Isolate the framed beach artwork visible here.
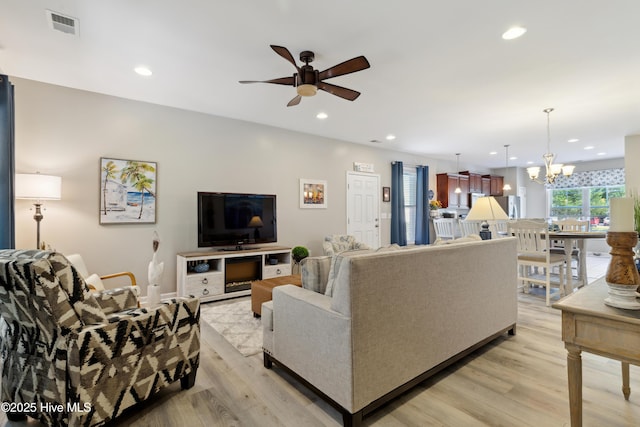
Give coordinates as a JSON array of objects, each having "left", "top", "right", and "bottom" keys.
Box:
[
  {"left": 300, "top": 178, "right": 327, "bottom": 209},
  {"left": 99, "top": 157, "right": 157, "bottom": 224}
]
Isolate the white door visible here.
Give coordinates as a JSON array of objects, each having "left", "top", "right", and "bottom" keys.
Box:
[{"left": 346, "top": 172, "right": 380, "bottom": 249}]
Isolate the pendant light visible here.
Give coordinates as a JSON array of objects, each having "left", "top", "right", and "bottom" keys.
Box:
[
  {"left": 502, "top": 145, "right": 512, "bottom": 191},
  {"left": 454, "top": 153, "right": 461, "bottom": 194}
]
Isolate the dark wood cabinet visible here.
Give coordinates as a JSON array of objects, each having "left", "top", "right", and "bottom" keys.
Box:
[
  {"left": 482, "top": 175, "right": 504, "bottom": 197},
  {"left": 481, "top": 177, "right": 491, "bottom": 195},
  {"left": 436, "top": 173, "right": 469, "bottom": 208},
  {"left": 460, "top": 171, "right": 483, "bottom": 193}
]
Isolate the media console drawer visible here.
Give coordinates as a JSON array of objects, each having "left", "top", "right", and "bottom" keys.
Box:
[
  {"left": 184, "top": 273, "right": 224, "bottom": 298},
  {"left": 263, "top": 264, "right": 292, "bottom": 278}
]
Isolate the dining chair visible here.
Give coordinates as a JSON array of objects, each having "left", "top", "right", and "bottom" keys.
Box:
[
  {"left": 551, "top": 219, "right": 590, "bottom": 281},
  {"left": 488, "top": 219, "right": 509, "bottom": 238},
  {"left": 433, "top": 218, "right": 457, "bottom": 240},
  {"left": 459, "top": 220, "right": 482, "bottom": 237},
  {"left": 508, "top": 220, "right": 567, "bottom": 306}
]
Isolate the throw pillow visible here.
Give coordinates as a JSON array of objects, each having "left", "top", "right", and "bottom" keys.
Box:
[
  {"left": 85, "top": 273, "right": 105, "bottom": 291},
  {"left": 301, "top": 256, "right": 332, "bottom": 294}
]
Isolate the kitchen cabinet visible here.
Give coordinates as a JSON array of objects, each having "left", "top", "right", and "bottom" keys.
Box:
[
  {"left": 482, "top": 175, "right": 504, "bottom": 196},
  {"left": 436, "top": 173, "right": 469, "bottom": 208},
  {"left": 460, "top": 171, "right": 483, "bottom": 193}
]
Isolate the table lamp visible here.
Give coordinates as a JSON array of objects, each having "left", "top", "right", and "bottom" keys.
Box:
[
  {"left": 465, "top": 196, "right": 508, "bottom": 240},
  {"left": 248, "top": 215, "right": 263, "bottom": 240},
  {"left": 15, "top": 173, "right": 62, "bottom": 249}
]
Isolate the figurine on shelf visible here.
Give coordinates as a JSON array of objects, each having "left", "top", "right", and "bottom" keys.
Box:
[{"left": 147, "top": 231, "right": 164, "bottom": 304}]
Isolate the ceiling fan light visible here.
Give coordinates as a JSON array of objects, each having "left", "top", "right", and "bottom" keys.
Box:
[
  {"left": 527, "top": 166, "right": 540, "bottom": 180},
  {"left": 562, "top": 165, "right": 575, "bottom": 176},
  {"left": 297, "top": 84, "right": 317, "bottom": 97}
]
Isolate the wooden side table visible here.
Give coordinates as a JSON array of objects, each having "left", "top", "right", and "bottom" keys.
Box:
[{"left": 553, "top": 277, "right": 640, "bottom": 426}]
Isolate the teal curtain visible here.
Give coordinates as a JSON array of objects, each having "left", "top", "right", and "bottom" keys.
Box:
[
  {"left": 391, "top": 161, "right": 407, "bottom": 246},
  {"left": 0, "top": 75, "right": 15, "bottom": 249},
  {"left": 415, "top": 165, "right": 429, "bottom": 244}
]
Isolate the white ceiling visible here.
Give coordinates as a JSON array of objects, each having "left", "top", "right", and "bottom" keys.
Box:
[{"left": 1, "top": 0, "right": 638, "bottom": 169}]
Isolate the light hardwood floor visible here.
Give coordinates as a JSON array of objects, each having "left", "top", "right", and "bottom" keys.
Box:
[{"left": 4, "top": 254, "right": 640, "bottom": 427}]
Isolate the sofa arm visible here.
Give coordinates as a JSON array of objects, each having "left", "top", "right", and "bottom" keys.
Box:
[
  {"left": 93, "top": 286, "right": 139, "bottom": 314},
  {"left": 271, "top": 285, "right": 354, "bottom": 411}
]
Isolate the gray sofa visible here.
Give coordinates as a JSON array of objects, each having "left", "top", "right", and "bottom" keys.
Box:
[{"left": 262, "top": 237, "right": 518, "bottom": 426}]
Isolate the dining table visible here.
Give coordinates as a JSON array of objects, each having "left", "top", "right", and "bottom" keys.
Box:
[{"left": 546, "top": 230, "right": 607, "bottom": 294}]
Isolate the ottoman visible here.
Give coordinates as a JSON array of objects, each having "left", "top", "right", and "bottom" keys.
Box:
[{"left": 251, "top": 274, "right": 302, "bottom": 317}]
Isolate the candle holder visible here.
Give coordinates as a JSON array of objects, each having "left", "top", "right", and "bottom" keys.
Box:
[{"left": 604, "top": 231, "right": 640, "bottom": 309}]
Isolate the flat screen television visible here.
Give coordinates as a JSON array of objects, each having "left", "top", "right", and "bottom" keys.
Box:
[{"left": 197, "top": 192, "right": 277, "bottom": 248}]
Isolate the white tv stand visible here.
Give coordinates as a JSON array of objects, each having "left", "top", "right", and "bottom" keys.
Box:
[{"left": 176, "top": 246, "right": 292, "bottom": 303}]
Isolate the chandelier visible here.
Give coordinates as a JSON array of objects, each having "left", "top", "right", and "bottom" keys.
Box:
[{"left": 526, "top": 108, "right": 575, "bottom": 185}]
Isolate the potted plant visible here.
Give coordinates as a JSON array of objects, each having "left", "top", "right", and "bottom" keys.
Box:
[
  {"left": 291, "top": 246, "right": 309, "bottom": 274},
  {"left": 429, "top": 200, "right": 442, "bottom": 218}
]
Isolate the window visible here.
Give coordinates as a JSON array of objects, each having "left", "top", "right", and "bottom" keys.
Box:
[
  {"left": 549, "top": 185, "right": 625, "bottom": 231},
  {"left": 403, "top": 168, "right": 417, "bottom": 244}
]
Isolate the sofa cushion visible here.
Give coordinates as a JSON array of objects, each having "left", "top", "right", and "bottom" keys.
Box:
[
  {"left": 433, "top": 234, "right": 482, "bottom": 245},
  {"left": 301, "top": 256, "right": 332, "bottom": 294},
  {"left": 376, "top": 244, "right": 403, "bottom": 252}
]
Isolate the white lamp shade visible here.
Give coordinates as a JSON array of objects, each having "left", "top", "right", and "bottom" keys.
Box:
[
  {"left": 466, "top": 196, "right": 509, "bottom": 221},
  {"left": 15, "top": 174, "right": 62, "bottom": 200}
]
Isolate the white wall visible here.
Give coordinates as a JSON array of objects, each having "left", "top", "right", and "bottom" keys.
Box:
[
  {"left": 14, "top": 77, "right": 485, "bottom": 294},
  {"left": 625, "top": 135, "right": 640, "bottom": 193}
]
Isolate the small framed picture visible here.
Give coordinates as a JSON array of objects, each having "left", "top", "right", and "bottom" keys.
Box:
[
  {"left": 300, "top": 179, "right": 327, "bottom": 209},
  {"left": 382, "top": 187, "right": 390, "bottom": 202}
]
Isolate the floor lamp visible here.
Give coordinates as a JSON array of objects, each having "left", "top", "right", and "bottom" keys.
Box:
[{"left": 15, "top": 173, "right": 62, "bottom": 249}]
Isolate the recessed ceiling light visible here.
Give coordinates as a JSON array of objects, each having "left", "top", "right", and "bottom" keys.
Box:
[
  {"left": 316, "top": 112, "right": 328, "bottom": 120},
  {"left": 597, "top": 152, "right": 606, "bottom": 156},
  {"left": 502, "top": 26, "right": 527, "bottom": 40},
  {"left": 584, "top": 146, "right": 595, "bottom": 150},
  {"left": 568, "top": 138, "right": 579, "bottom": 143},
  {"left": 526, "top": 161, "right": 534, "bottom": 165},
  {"left": 134, "top": 66, "right": 152, "bottom": 76},
  {"left": 489, "top": 151, "right": 498, "bottom": 155},
  {"left": 386, "top": 134, "right": 396, "bottom": 141},
  {"left": 509, "top": 156, "right": 518, "bottom": 161}
]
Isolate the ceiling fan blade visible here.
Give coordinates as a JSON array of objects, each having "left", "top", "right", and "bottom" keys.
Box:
[
  {"left": 318, "top": 56, "right": 370, "bottom": 81},
  {"left": 317, "top": 81, "right": 361, "bottom": 101},
  {"left": 239, "top": 76, "right": 295, "bottom": 85},
  {"left": 287, "top": 95, "right": 301, "bottom": 107},
  {"left": 270, "top": 45, "right": 301, "bottom": 72}
]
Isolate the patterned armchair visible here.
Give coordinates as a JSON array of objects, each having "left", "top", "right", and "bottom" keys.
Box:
[
  {"left": 322, "top": 235, "right": 370, "bottom": 256},
  {"left": 0, "top": 250, "right": 200, "bottom": 426}
]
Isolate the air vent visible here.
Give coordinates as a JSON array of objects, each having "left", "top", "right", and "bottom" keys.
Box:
[{"left": 46, "top": 10, "right": 79, "bottom": 36}]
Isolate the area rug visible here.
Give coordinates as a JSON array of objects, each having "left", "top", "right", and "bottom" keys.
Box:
[{"left": 200, "top": 299, "right": 262, "bottom": 356}]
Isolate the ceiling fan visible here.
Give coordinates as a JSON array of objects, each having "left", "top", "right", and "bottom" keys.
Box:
[{"left": 239, "top": 45, "right": 370, "bottom": 107}]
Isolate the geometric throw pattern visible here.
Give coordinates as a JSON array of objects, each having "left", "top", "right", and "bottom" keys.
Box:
[{"left": 0, "top": 250, "right": 200, "bottom": 426}]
